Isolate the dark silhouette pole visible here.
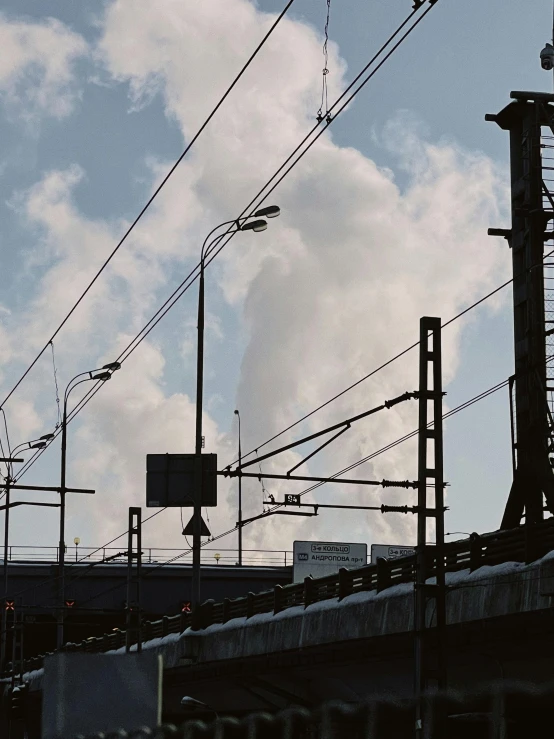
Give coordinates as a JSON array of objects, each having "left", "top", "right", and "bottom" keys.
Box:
[
  {"left": 234, "top": 410, "right": 242, "bottom": 566},
  {"left": 0, "top": 437, "right": 51, "bottom": 672},
  {"left": 57, "top": 362, "right": 120, "bottom": 650},
  {"left": 193, "top": 207, "right": 278, "bottom": 605}
]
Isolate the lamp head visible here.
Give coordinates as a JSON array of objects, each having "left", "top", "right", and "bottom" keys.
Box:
[
  {"left": 240, "top": 219, "right": 267, "bottom": 233},
  {"left": 92, "top": 372, "right": 112, "bottom": 382},
  {"left": 102, "top": 361, "right": 121, "bottom": 371},
  {"left": 30, "top": 442, "right": 47, "bottom": 450},
  {"left": 234, "top": 409, "right": 239, "bottom": 416},
  {"left": 39, "top": 433, "right": 55, "bottom": 441},
  {"left": 180, "top": 696, "right": 209, "bottom": 711},
  {"left": 254, "top": 205, "right": 280, "bottom": 219}
]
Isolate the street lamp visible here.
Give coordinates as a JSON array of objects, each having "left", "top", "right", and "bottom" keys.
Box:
[
  {"left": 193, "top": 209, "right": 280, "bottom": 607},
  {"left": 234, "top": 410, "right": 242, "bottom": 566},
  {"left": 181, "top": 695, "right": 219, "bottom": 719},
  {"left": 57, "top": 361, "right": 121, "bottom": 649},
  {"left": 0, "top": 432, "right": 54, "bottom": 671},
  {"left": 254, "top": 205, "right": 280, "bottom": 219},
  {"left": 3, "top": 435, "right": 55, "bottom": 580}
]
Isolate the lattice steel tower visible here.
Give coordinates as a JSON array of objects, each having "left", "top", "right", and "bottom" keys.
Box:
[{"left": 487, "top": 91, "right": 554, "bottom": 529}]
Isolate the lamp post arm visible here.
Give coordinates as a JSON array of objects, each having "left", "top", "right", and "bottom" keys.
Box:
[
  {"left": 0, "top": 501, "right": 60, "bottom": 511},
  {"left": 8, "top": 442, "right": 31, "bottom": 480},
  {"left": 203, "top": 230, "right": 239, "bottom": 265},
  {"left": 64, "top": 370, "right": 106, "bottom": 405},
  {"left": 200, "top": 219, "right": 244, "bottom": 262},
  {"left": 9, "top": 442, "right": 31, "bottom": 458}
]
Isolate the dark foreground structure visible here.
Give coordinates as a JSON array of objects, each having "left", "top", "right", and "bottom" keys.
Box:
[{"left": 63, "top": 681, "right": 554, "bottom": 739}]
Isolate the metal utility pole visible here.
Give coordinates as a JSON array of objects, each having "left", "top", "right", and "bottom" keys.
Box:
[
  {"left": 126, "top": 507, "right": 142, "bottom": 653},
  {"left": 414, "top": 317, "right": 446, "bottom": 736},
  {"left": 487, "top": 91, "right": 554, "bottom": 529},
  {"left": 193, "top": 211, "right": 274, "bottom": 603},
  {"left": 1, "top": 453, "right": 26, "bottom": 675},
  {"left": 193, "top": 256, "right": 205, "bottom": 609},
  {"left": 1, "top": 471, "right": 11, "bottom": 678},
  {"left": 234, "top": 410, "right": 242, "bottom": 566},
  {"left": 57, "top": 362, "right": 119, "bottom": 649}
]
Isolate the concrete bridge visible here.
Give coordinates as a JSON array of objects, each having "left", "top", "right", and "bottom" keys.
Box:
[
  {"left": 2, "top": 560, "right": 291, "bottom": 656},
  {"left": 17, "top": 526, "right": 554, "bottom": 726}
]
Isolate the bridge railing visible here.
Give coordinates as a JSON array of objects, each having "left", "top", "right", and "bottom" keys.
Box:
[
  {"left": 1, "top": 545, "right": 294, "bottom": 567},
  {"left": 12, "top": 518, "right": 554, "bottom": 676}
]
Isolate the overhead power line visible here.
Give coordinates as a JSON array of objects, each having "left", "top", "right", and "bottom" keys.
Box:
[
  {"left": 0, "top": 0, "right": 298, "bottom": 413},
  {"left": 71, "top": 357, "right": 525, "bottom": 607},
  {"left": 145, "top": 370, "right": 522, "bottom": 571},
  {"left": 230, "top": 277, "right": 514, "bottom": 468},
  {"left": 12, "top": 1, "right": 439, "bottom": 484},
  {"left": 9, "top": 2, "right": 444, "bottom": 607}
]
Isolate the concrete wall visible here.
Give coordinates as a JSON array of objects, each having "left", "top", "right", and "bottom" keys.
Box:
[{"left": 102, "top": 556, "right": 554, "bottom": 670}]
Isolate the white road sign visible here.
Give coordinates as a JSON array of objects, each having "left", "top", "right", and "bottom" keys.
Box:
[
  {"left": 293, "top": 540, "right": 367, "bottom": 583},
  {"left": 370, "top": 544, "right": 416, "bottom": 562}
]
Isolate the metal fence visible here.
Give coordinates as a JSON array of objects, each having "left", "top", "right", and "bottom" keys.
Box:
[
  {"left": 13, "top": 517, "right": 554, "bottom": 676},
  {"left": 73, "top": 682, "right": 554, "bottom": 738},
  {"left": 2, "top": 545, "right": 294, "bottom": 567}
]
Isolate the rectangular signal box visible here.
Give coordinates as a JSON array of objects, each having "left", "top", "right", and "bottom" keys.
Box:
[{"left": 146, "top": 453, "right": 217, "bottom": 507}]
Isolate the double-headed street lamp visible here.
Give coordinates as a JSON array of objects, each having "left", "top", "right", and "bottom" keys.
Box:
[
  {"left": 57, "top": 361, "right": 120, "bottom": 649},
  {"left": 192, "top": 206, "right": 280, "bottom": 606}
]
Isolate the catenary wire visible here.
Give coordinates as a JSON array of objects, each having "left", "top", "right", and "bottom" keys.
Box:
[
  {"left": 13, "top": 1, "right": 515, "bottom": 607},
  {"left": 4, "top": 508, "right": 168, "bottom": 605},
  {"left": 136, "top": 370, "right": 533, "bottom": 573},
  {"left": 65, "top": 361, "right": 549, "bottom": 609},
  {"left": 229, "top": 277, "right": 514, "bottom": 469},
  {"left": 6, "top": 351, "right": 526, "bottom": 604},
  {"left": 0, "top": 0, "right": 532, "bottom": 618},
  {"left": 93, "top": 2, "right": 430, "bottom": 368},
  {"left": 49, "top": 341, "right": 62, "bottom": 429}
]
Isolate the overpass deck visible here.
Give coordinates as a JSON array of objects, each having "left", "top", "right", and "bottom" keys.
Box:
[{"left": 18, "top": 551, "right": 554, "bottom": 717}]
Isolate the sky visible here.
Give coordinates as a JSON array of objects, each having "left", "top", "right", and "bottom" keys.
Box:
[{"left": 0, "top": 0, "right": 552, "bottom": 566}]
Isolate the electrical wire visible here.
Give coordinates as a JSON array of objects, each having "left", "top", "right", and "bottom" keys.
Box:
[
  {"left": 4, "top": 509, "right": 168, "bottom": 605},
  {"left": 6, "top": 357, "right": 531, "bottom": 608},
  {"left": 316, "top": 0, "right": 332, "bottom": 123},
  {"left": 2, "top": 0, "right": 548, "bottom": 636},
  {"left": 11, "top": 2, "right": 439, "bottom": 485},
  {"left": 0, "top": 408, "right": 12, "bottom": 481},
  {"left": 1, "top": 408, "right": 11, "bottom": 459},
  {"left": 66, "top": 365, "right": 541, "bottom": 613},
  {"left": 230, "top": 277, "right": 514, "bottom": 469},
  {"left": 0, "top": 0, "right": 299, "bottom": 414},
  {"left": 49, "top": 341, "right": 61, "bottom": 429},
  {"left": 86, "top": 2, "right": 432, "bottom": 370},
  {"left": 138, "top": 369, "right": 535, "bottom": 571}
]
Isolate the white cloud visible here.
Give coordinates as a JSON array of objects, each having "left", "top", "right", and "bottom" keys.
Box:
[
  {"left": 0, "top": 0, "right": 509, "bottom": 559},
  {"left": 0, "top": 14, "right": 88, "bottom": 120}
]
